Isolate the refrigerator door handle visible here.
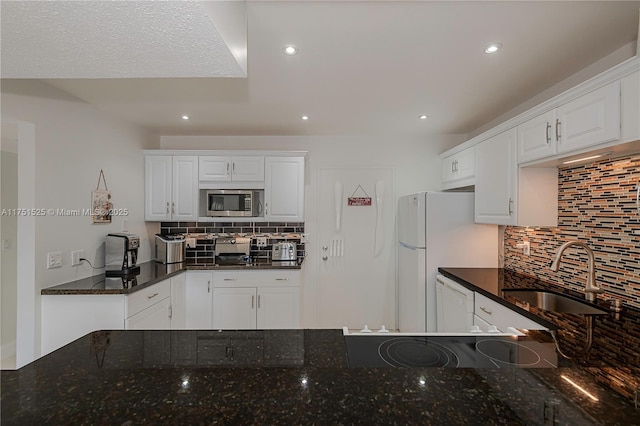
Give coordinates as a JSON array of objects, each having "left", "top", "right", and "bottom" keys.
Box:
[{"left": 399, "top": 241, "right": 424, "bottom": 250}]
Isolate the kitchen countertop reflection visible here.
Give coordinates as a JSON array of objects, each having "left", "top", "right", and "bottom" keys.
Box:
[{"left": 2, "top": 329, "right": 640, "bottom": 425}]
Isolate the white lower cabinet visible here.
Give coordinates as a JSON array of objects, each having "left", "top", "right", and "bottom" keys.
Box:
[
  {"left": 213, "top": 287, "right": 257, "bottom": 330},
  {"left": 181, "top": 271, "right": 214, "bottom": 329},
  {"left": 474, "top": 292, "right": 547, "bottom": 331},
  {"left": 212, "top": 270, "right": 301, "bottom": 330},
  {"left": 126, "top": 298, "right": 171, "bottom": 329},
  {"left": 125, "top": 278, "right": 172, "bottom": 330},
  {"left": 473, "top": 314, "right": 493, "bottom": 332}
]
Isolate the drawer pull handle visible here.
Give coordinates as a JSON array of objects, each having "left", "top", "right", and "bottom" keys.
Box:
[
  {"left": 480, "top": 306, "right": 492, "bottom": 315},
  {"left": 275, "top": 278, "right": 289, "bottom": 281},
  {"left": 224, "top": 278, "right": 238, "bottom": 281},
  {"left": 147, "top": 293, "right": 159, "bottom": 300}
]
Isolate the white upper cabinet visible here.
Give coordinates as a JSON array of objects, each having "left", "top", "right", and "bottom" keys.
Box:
[
  {"left": 264, "top": 156, "right": 305, "bottom": 221},
  {"left": 517, "top": 81, "right": 621, "bottom": 164},
  {"left": 517, "top": 110, "right": 557, "bottom": 164},
  {"left": 145, "top": 155, "right": 198, "bottom": 221},
  {"left": 172, "top": 156, "right": 199, "bottom": 220},
  {"left": 441, "top": 146, "right": 475, "bottom": 190},
  {"left": 145, "top": 156, "right": 172, "bottom": 221},
  {"left": 199, "top": 156, "right": 264, "bottom": 182},
  {"left": 475, "top": 129, "right": 517, "bottom": 225},
  {"left": 475, "top": 129, "right": 557, "bottom": 227},
  {"left": 620, "top": 70, "right": 639, "bottom": 143},
  {"left": 556, "top": 81, "right": 620, "bottom": 154}
]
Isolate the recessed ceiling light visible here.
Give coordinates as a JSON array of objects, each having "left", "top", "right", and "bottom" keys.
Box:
[
  {"left": 419, "top": 114, "right": 428, "bottom": 120},
  {"left": 181, "top": 115, "right": 190, "bottom": 120},
  {"left": 301, "top": 115, "right": 309, "bottom": 121},
  {"left": 484, "top": 43, "right": 502, "bottom": 54},
  {"left": 283, "top": 45, "right": 298, "bottom": 56}
]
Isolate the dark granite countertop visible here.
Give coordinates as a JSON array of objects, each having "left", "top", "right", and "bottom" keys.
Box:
[
  {"left": 2, "top": 329, "right": 640, "bottom": 425},
  {"left": 438, "top": 267, "right": 626, "bottom": 330},
  {"left": 41, "top": 260, "right": 302, "bottom": 295},
  {"left": 438, "top": 268, "right": 640, "bottom": 402}
]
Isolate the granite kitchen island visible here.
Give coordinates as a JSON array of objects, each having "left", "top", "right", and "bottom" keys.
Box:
[{"left": 2, "top": 328, "right": 639, "bottom": 425}]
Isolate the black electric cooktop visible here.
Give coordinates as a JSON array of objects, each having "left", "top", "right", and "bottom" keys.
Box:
[{"left": 344, "top": 335, "right": 558, "bottom": 368}]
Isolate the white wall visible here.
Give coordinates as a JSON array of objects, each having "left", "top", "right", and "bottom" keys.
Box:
[
  {"left": 1, "top": 142, "right": 18, "bottom": 366},
  {"left": 1, "top": 80, "right": 159, "bottom": 357},
  {"left": 160, "top": 134, "right": 464, "bottom": 327}
]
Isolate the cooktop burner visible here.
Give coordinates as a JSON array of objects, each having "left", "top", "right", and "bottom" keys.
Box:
[
  {"left": 475, "top": 339, "right": 541, "bottom": 367},
  {"left": 379, "top": 337, "right": 460, "bottom": 367},
  {"left": 344, "top": 334, "right": 557, "bottom": 369}
]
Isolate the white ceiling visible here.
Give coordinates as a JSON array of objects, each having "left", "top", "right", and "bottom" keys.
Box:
[{"left": 2, "top": 1, "right": 639, "bottom": 137}]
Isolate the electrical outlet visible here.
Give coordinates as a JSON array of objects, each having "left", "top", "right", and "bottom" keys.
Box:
[
  {"left": 516, "top": 241, "right": 530, "bottom": 256},
  {"left": 256, "top": 237, "right": 268, "bottom": 247},
  {"left": 71, "top": 250, "right": 84, "bottom": 266},
  {"left": 301, "top": 233, "right": 310, "bottom": 243},
  {"left": 47, "top": 251, "right": 62, "bottom": 269}
]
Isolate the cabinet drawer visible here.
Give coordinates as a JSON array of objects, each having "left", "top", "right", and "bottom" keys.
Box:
[
  {"left": 474, "top": 293, "right": 547, "bottom": 331},
  {"left": 126, "top": 279, "right": 171, "bottom": 318},
  {"left": 213, "top": 270, "right": 300, "bottom": 287}
]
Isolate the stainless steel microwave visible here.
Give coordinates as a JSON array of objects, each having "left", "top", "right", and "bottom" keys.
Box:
[{"left": 206, "top": 190, "right": 260, "bottom": 217}]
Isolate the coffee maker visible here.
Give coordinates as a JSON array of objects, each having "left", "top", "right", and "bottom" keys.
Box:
[{"left": 105, "top": 233, "right": 140, "bottom": 277}]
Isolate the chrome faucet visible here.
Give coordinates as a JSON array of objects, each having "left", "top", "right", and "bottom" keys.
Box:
[{"left": 550, "top": 241, "right": 603, "bottom": 302}]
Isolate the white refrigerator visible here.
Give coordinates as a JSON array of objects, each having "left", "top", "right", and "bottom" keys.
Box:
[{"left": 397, "top": 191, "right": 498, "bottom": 332}]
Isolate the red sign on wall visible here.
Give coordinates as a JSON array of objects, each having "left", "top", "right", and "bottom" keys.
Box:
[{"left": 348, "top": 197, "right": 372, "bottom": 206}]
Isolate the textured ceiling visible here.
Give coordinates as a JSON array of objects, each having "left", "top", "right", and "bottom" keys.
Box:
[
  {"left": 1, "top": 1, "right": 639, "bottom": 137},
  {"left": 1, "top": 0, "right": 246, "bottom": 78}
]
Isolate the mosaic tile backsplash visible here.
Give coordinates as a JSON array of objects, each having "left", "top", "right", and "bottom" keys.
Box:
[
  {"left": 504, "top": 154, "right": 640, "bottom": 310},
  {"left": 504, "top": 154, "right": 640, "bottom": 400},
  {"left": 160, "top": 221, "right": 305, "bottom": 264}
]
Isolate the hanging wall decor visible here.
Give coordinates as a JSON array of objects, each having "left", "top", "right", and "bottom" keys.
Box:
[
  {"left": 91, "top": 169, "right": 112, "bottom": 224},
  {"left": 347, "top": 184, "right": 372, "bottom": 206}
]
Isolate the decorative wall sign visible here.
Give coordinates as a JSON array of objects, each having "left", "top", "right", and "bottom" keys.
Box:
[
  {"left": 92, "top": 169, "right": 112, "bottom": 224},
  {"left": 348, "top": 184, "right": 372, "bottom": 206}
]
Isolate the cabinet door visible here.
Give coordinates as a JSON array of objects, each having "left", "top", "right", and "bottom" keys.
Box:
[
  {"left": 436, "top": 276, "right": 473, "bottom": 333},
  {"left": 454, "top": 147, "right": 475, "bottom": 181},
  {"left": 125, "top": 298, "right": 171, "bottom": 330},
  {"left": 517, "top": 110, "right": 557, "bottom": 163},
  {"left": 184, "top": 271, "right": 213, "bottom": 329},
  {"left": 199, "top": 156, "right": 232, "bottom": 181},
  {"left": 257, "top": 287, "right": 300, "bottom": 329},
  {"left": 474, "top": 293, "right": 547, "bottom": 331},
  {"left": 212, "top": 287, "right": 256, "bottom": 329},
  {"left": 557, "top": 81, "right": 620, "bottom": 153},
  {"left": 475, "top": 129, "right": 517, "bottom": 225},
  {"left": 172, "top": 156, "right": 199, "bottom": 221},
  {"left": 170, "top": 273, "right": 187, "bottom": 329},
  {"left": 145, "top": 156, "right": 172, "bottom": 221},
  {"left": 442, "top": 147, "right": 474, "bottom": 187},
  {"left": 264, "top": 157, "right": 305, "bottom": 221},
  {"left": 441, "top": 154, "right": 457, "bottom": 184},
  {"left": 231, "top": 156, "right": 265, "bottom": 181}
]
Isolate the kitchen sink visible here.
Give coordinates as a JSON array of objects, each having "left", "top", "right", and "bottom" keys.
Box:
[{"left": 502, "top": 289, "right": 608, "bottom": 315}]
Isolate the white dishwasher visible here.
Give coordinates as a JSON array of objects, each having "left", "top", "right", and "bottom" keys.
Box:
[{"left": 436, "top": 274, "right": 474, "bottom": 333}]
